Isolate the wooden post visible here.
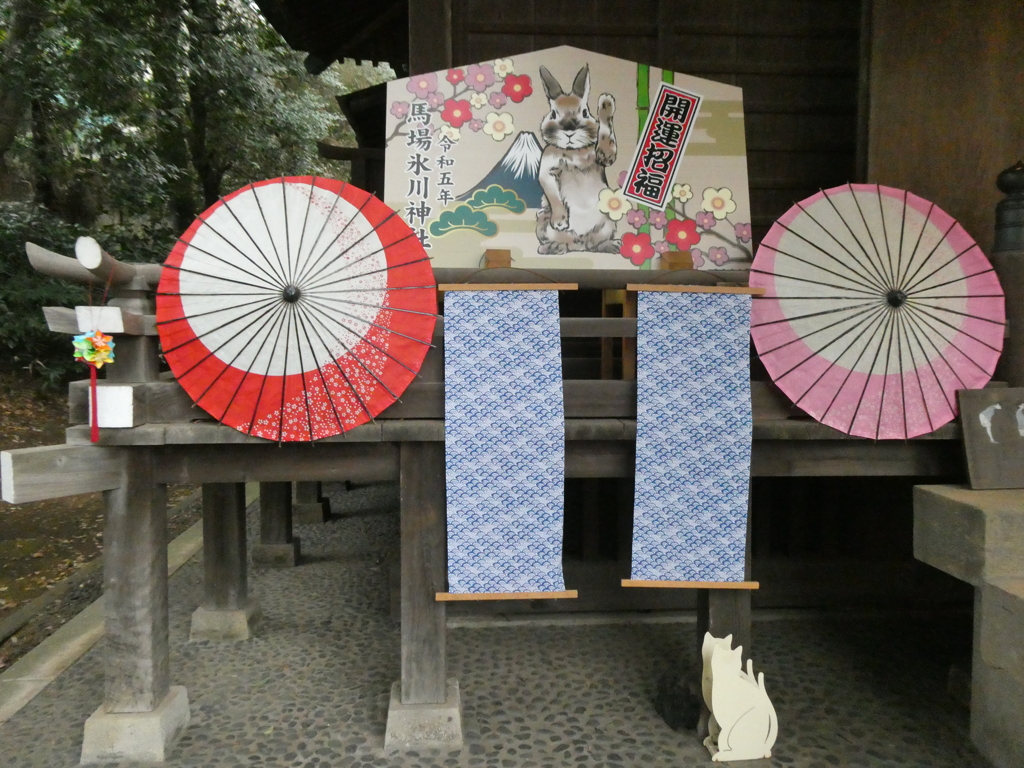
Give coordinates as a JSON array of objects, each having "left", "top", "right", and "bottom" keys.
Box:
[
  {"left": 102, "top": 448, "right": 169, "bottom": 712},
  {"left": 252, "top": 481, "right": 300, "bottom": 567},
  {"left": 400, "top": 441, "right": 447, "bottom": 704},
  {"left": 622, "top": 290, "right": 638, "bottom": 381},
  {"left": 82, "top": 447, "right": 190, "bottom": 762},
  {"left": 202, "top": 483, "right": 248, "bottom": 609},
  {"left": 292, "top": 480, "right": 330, "bottom": 525},
  {"left": 191, "top": 483, "right": 259, "bottom": 641},
  {"left": 408, "top": 0, "right": 452, "bottom": 73}
]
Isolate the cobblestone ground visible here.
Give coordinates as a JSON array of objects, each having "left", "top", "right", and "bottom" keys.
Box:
[{"left": 0, "top": 481, "right": 990, "bottom": 767}]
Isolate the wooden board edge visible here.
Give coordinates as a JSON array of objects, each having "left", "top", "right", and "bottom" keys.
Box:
[
  {"left": 435, "top": 590, "right": 579, "bottom": 601},
  {"left": 626, "top": 284, "right": 765, "bottom": 295},
  {"left": 437, "top": 283, "right": 578, "bottom": 291},
  {"left": 620, "top": 580, "right": 760, "bottom": 589}
]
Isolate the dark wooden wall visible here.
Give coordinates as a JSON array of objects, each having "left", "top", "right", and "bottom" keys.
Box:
[
  {"left": 449, "top": 0, "right": 866, "bottom": 244},
  {"left": 868, "top": 0, "right": 1024, "bottom": 253}
]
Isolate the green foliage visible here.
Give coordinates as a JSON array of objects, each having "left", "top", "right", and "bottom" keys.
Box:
[
  {"left": 465, "top": 185, "right": 527, "bottom": 214},
  {"left": 0, "top": 0, "right": 394, "bottom": 386},
  {"left": 0, "top": 202, "right": 86, "bottom": 386},
  {"left": 428, "top": 205, "right": 498, "bottom": 238}
]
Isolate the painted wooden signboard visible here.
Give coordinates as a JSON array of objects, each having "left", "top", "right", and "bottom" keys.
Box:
[{"left": 384, "top": 46, "right": 751, "bottom": 271}]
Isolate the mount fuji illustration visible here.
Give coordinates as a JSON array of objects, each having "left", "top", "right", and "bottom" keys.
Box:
[{"left": 457, "top": 131, "right": 544, "bottom": 208}]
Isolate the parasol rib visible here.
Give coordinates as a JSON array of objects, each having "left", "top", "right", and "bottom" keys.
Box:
[
  {"left": 244, "top": 299, "right": 292, "bottom": 437},
  {"left": 299, "top": 215, "right": 405, "bottom": 292},
  {"left": 293, "top": 175, "right": 318, "bottom": 287},
  {"left": 300, "top": 296, "right": 427, "bottom": 378},
  {"left": 904, "top": 303, "right": 1003, "bottom": 355},
  {"left": 280, "top": 179, "right": 293, "bottom": 286},
  {"left": 902, "top": 310, "right": 974, "bottom": 386},
  {"left": 249, "top": 182, "right": 290, "bottom": 291},
  {"left": 175, "top": 234, "right": 282, "bottom": 291},
  {"left": 757, "top": 303, "right": 883, "bottom": 356},
  {"left": 811, "top": 308, "right": 891, "bottom": 419},
  {"left": 749, "top": 268, "right": 880, "bottom": 297},
  {"left": 769, "top": 220, "right": 889, "bottom": 294},
  {"left": 161, "top": 297, "right": 283, "bottom": 356},
  {"left": 218, "top": 193, "right": 289, "bottom": 287},
  {"left": 275, "top": 305, "right": 295, "bottom": 441},
  {"left": 292, "top": 193, "right": 376, "bottom": 288},
  {"left": 303, "top": 293, "right": 434, "bottom": 347},
  {"left": 291, "top": 302, "right": 378, "bottom": 422},
  {"left": 189, "top": 304, "right": 288, "bottom": 409},
  {"left": 294, "top": 181, "right": 346, "bottom": 287},
  {"left": 182, "top": 211, "right": 285, "bottom": 289},
  {"left": 905, "top": 299, "right": 1005, "bottom": 326},
  {"left": 291, "top": 304, "right": 347, "bottom": 435},
  {"left": 846, "top": 308, "right": 897, "bottom": 435},
  {"left": 874, "top": 302, "right": 900, "bottom": 439},
  {"left": 301, "top": 234, "right": 421, "bottom": 292},
  {"left": 172, "top": 301, "right": 285, "bottom": 385},
  {"left": 904, "top": 245, "right": 986, "bottom": 296},
  {"left": 907, "top": 269, "right": 996, "bottom": 297},
  {"left": 875, "top": 184, "right": 898, "bottom": 291},
  {"left": 902, "top": 310, "right": 957, "bottom": 415},
  {"left": 217, "top": 306, "right": 291, "bottom": 425},
  {"left": 156, "top": 294, "right": 280, "bottom": 326},
  {"left": 772, "top": 303, "right": 888, "bottom": 384},
  {"left": 897, "top": 310, "right": 937, "bottom": 434},
  {"left": 788, "top": 200, "right": 892, "bottom": 293},
  {"left": 161, "top": 262, "right": 281, "bottom": 293},
  {"left": 898, "top": 219, "right": 960, "bottom": 291},
  {"left": 294, "top": 300, "right": 399, "bottom": 400},
  {"left": 757, "top": 241, "right": 888, "bottom": 295},
  {"left": 821, "top": 187, "right": 893, "bottom": 291},
  {"left": 894, "top": 201, "right": 936, "bottom": 289},
  {"left": 848, "top": 183, "right": 892, "bottom": 289}
]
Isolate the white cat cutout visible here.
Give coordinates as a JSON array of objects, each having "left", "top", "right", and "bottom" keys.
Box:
[{"left": 701, "top": 632, "right": 778, "bottom": 761}]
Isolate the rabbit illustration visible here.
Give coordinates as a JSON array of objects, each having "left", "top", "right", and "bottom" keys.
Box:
[{"left": 535, "top": 64, "right": 620, "bottom": 255}]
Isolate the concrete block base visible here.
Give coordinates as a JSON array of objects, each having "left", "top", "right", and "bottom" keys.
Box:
[
  {"left": 80, "top": 685, "right": 190, "bottom": 764},
  {"left": 292, "top": 501, "right": 329, "bottom": 525},
  {"left": 251, "top": 538, "right": 300, "bottom": 567},
  {"left": 189, "top": 601, "right": 261, "bottom": 642},
  {"left": 384, "top": 678, "right": 463, "bottom": 751}
]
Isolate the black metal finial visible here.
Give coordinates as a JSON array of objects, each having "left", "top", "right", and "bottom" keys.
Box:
[
  {"left": 282, "top": 285, "right": 302, "bottom": 303},
  {"left": 886, "top": 289, "right": 907, "bottom": 308}
]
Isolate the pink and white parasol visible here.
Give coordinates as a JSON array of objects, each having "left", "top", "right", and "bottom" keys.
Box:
[{"left": 750, "top": 183, "right": 1005, "bottom": 440}]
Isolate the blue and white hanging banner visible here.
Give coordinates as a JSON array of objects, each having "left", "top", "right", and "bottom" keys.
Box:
[
  {"left": 444, "top": 290, "right": 566, "bottom": 594},
  {"left": 631, "top": 291, "right": 753, "bottom": 582}
]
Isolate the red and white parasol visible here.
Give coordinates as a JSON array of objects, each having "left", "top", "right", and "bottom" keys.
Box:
[
  {"left": 750, "top": 183, "right": 1005, "bottom": 440},
  {"left": 157, "top": 177, "right": 436, "bottom": 441}
]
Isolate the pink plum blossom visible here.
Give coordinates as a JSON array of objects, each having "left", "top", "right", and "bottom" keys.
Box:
[
  {"left": 690, "top": 248, "right": 706, "bottom": 268},
  {"left": 653, "top": 240, "right": 672, "bottom": 253},
  {"left": 406, "top": 73, "right": 439, "bottom": 99},
  {"left": 695, "top": 211, "right": 716, "bottom": 230},
  {"left": 488, "top": 91, "right": 508, "bottom": 108},
  {"left": 426, "top": 91, "right": 445, "bottom": 109},
  {"left": 734, "top": 222, "right": 752, "bottom": 243},
  {"left": 465, "top": 63, "right": 496, "bottom": 92},
  {"left": 648, "top": 210, "right": 668, "bottom": 229},
  {"left": 626, "top": 209, "right": 647, "bottom": 228},
  {"left": 708, "top": 246, "right": 730, "bottom": 266},
  {"left": 390, "top": 101, "right": 410, "bottom": 119},
  {"left": 468, "top": 118, "right": 484, "bottom": 132}
]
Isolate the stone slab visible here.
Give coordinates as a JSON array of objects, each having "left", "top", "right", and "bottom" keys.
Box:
[
  {"left": 189, "top": 601, "right": 261, "bottom": 642},
  {"left": 292, "top": 501, "right": 329, "bottom": 526},
  {"left": 80, "top": 684, "right": 190, "bottom": 764},
  {"left": 384, "top": 678, "right": 463, "bottom": 751},
  {"left": 971, "top": 655, "right": 1024, "bottom": 768},
  {"left": 251, "top": 539, "right": 300, "bottom": 568},
  {"left": 913, "top": 485, "right": 1024, "bottom": 586},
  {"left": 977, "top": 578, "right": 1024, "bottom": 683}
]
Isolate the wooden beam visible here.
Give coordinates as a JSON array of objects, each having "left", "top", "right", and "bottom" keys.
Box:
[
  {"left": 1, "top": 444, "right": 123, "bottom": 504},
  {"left": 622, "top": 580, "right": 759, "bottom": 589},
  {"left": 408, "top": 0, "right": 451, "bottom": 74},
  {"left": 435, "top": 590, "right": 578, "bottom": 601},
  {"left": 437, "top": 283, "right": 577, "bottom": 291},
  {"left": 75, "top": 236, "right": 137, "bottom": 286},
  {"left": 627, "top": 284, "right": 765, "bottom": 295}
]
